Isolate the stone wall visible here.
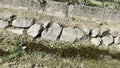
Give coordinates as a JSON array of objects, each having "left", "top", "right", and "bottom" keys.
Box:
[
  {"left": 0, "top": 13, "right": 120, "bottom": 46},
  {"left": 0, "top": 0, "right": 67, "bottom": 18},
  {"left": 68, "top": 4, "right": 120, "bottom": 23},
  {"left": 0, "top": 0, "right": 120, "bottom": 23}
]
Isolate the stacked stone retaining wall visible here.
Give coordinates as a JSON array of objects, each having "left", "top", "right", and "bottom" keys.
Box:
[{"left": 0, "top": 13, "right": 120, "bottom": 46}]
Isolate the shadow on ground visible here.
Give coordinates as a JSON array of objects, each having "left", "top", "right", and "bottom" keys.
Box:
[
  {"left": 1, "top": 41, "right": 120, "bottom": 60},
  {"left": 21, "top": 42, "right": 120, "bottom": 60}
]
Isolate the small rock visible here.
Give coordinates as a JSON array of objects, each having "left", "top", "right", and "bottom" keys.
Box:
[
  {"left": 27, "top": 24, "right": 43, "bottom": 38},
  {"left": 12, "top": 17, "right": 34, "bottom": 28},
  {"left": 22, "top": 46, "right": 27, "bottom": 50},
  {"left": 0, "top": 20, "right": 9, "bottom": 28},
  {"left": 110, "top": 30, "right": 119, "bottom": 38},
  {"left": 102, "top": 35, "right": 113, "bottom": 45},
  {"left": 91, "top": 38, "right": 102, "bottom": 46},
  {"left": 7, "top": 28, "right": 24, "bottom": 34},
  {"left": 91, "top": 28, "right": 100, "bottom": 37},
  {"left": 100, "top": 28, "right": 110, "bottom": 37},
  {"left": 60, "top": 27, "right": 77, "bottom": 42},
  {"left": 114, "top": 34, "right": 120, "bottom": 44},
  {"left": 103, "top": 55, "right": 113, "bottom": 61}
]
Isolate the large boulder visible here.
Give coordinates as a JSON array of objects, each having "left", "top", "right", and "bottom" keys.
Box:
[
  {"left": 114, "top": 34, "right": 120, "bottom": 44},
  {"left": 27, "top": 24, "right": 43, "bottom": 38},
  {"left": 0, "top": 13, "right": 15, "bottom": 21},
  {"left": 102, "top": 35, "right": 113, "bottom": 45},
  {"left": 82, "top": 24, "right": 91, "bottom": 35},
  {"left": 75, "top": 28, "right": 84, "bottom": 40},
  {"left": 100, "top": 28, "right": 110, "bottom": 37},
  {"left": 60, "top": 27, "right": 77, "bottom": 42},
  {"left": 12, "top": 17, "right": 34, "bottom": 28},
  {"left": 41, "top": 23, "right": 62, "bottom": 40},
  {"left": 91, "top": 38, "right": 102, "bottom": 46},
  {"left": 7, "top": 28, "right": 24, "bottom": 34},
  {"left": 91, "top": 28, "right": 100, "bottom": 37},
  {"left": 0, "top": 20, "right": 9, "bottom": 28}
]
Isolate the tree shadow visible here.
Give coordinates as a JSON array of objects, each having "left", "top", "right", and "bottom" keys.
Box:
[{"left": 24, "top": 42, "right": 120, "bottom": 60}]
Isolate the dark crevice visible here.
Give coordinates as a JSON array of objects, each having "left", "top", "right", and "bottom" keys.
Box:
[
  {"left": 34, "top": 26, "right": 44, "bottom": 39},
  {"left": 33, "top": 22, "right": 53, "bottom": 39},
  {"left": 28, "top": 18, "right": 36, "bottom": 28},
  {"left": 10, "top": 15, "right": 17, "bottom": 21},
  {"left": 45, "top": 22, "right": 52, "bottom": 31},
  {"left": 57, "top": 27, "right": 63, "bottom": 40}
]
